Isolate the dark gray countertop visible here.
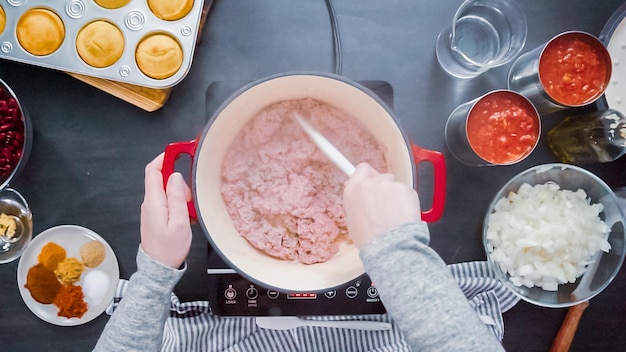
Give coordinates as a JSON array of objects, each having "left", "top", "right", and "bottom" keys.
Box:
[{"left": 1, "top": 0, "right": 626, "bottom": 351}]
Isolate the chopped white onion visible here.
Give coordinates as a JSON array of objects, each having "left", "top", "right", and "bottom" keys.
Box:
[{"left": 486, "top": 182, "right": 611, "bottom": 291}]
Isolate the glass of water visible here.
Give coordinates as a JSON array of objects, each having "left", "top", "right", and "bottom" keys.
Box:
[{"left": 435, "top": 0, "right": 527, "bottom": 79}]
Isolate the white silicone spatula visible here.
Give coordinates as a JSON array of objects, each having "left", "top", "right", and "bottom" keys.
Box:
[
  {"left": 255, "top": 316, "right": 392, "bottom": 331},
  {"left": 293, "top": 113, "right": 356, "bottom": 176}
]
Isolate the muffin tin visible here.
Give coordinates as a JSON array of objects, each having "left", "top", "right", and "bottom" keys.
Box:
[{"left": 0, "top": 0, "right": 204, "bottom": 88}]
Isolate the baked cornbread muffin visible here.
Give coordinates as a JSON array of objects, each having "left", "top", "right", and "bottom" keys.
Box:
[
  {"left": 135, "top": 33, "right": 183, "bottom": 80},
  {"left": 76, "top": 20, "right": 125, "bottom": 68},
  {"left": 94, "top": 0, "right": 131, "bottom": 9},
  {"left": 147, "top": 0, "right": 194, "bottom": 21},
  {"left": 0, "top": 6, "right": 6, "bottom": 36},
  {"left": 16, "top": 8, "right": 65, "bottom": 56}
]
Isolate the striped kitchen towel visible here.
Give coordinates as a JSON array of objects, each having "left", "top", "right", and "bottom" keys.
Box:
[{"left": 106, "top": 261, "right": 519, "bottom": 351}]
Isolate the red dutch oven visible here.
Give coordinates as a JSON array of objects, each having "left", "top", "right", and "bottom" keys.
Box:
[{"left": 163, "top": 72, "right": 445, "bottom": 292}]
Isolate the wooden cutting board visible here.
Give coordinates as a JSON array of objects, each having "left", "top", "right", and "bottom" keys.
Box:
[
  {"left": 67, "top": 72, "right": 172, "bottom": 112},
  {"left": 67, "top": 2, "right": 212, "bottom": 112}
]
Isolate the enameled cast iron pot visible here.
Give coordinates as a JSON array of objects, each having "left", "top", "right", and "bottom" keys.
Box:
[{"left": 162, "top": 72, "right": 446, "bottom": 292}]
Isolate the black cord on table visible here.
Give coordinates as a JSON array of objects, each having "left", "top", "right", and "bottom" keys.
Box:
[{"left": 325, "top": 0, "right": 343, "bottom": 75}]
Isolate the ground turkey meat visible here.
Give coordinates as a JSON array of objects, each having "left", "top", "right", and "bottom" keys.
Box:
[{"left": 220, "top": 98, "right": 387, "bottom": 264}]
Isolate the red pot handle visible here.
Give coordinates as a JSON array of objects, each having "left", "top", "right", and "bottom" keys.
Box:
[
  {"left": 163, "top": 139, "right": 199, "bottom": 220},
  {"left": 412, "top": 143, "right": 446, "bottom": 222},
  {"left": 161, "top": 140, "right": 445, "bottom": 223}
]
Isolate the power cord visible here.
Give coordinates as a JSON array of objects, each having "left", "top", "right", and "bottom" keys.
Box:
[{"left": 325, "top": 0, "right": 343, "bottom": 75}]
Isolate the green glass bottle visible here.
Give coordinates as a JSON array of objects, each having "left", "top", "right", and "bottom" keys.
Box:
[{"left": 547, "top": 109, "right": 626, "bottom": 164}]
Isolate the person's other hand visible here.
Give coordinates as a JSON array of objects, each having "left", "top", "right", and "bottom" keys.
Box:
[
  {"left": 140, "top": 153, "right": 192, "bottom": 268},
  {"left": 343, "top": 163, "right": 422, "bottom": 248}
]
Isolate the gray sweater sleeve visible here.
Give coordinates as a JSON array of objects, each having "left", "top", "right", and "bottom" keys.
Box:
[
  {"left": 93, "top": 247, "right": 185, "bottom": 352},
  {"left": 360, "top": 222, "right": 505, "bottom": 352}
]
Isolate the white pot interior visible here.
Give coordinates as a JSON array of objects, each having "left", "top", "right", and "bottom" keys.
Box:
[{"left": 195, "top": 73, "right": 414, "bottom": 292}]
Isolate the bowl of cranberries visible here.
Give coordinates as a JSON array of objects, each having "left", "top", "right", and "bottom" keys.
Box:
[{"left": 0, "top": 78, "right": 31, "bottom": 189}]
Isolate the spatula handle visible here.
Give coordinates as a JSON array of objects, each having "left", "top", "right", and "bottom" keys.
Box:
[
  {"left": 549, "top": 301, "right": 589, "bottom": 352},
  {"left": 309, "top": 320, "right": 392, "bottom": 331}
]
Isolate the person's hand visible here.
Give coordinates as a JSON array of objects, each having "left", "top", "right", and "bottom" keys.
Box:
[
  {"left": 140, "top": 153, "right": 192, "bottom": 269},
  {"left": 343, "top": 163, "right": 422, "bottom": 248}
]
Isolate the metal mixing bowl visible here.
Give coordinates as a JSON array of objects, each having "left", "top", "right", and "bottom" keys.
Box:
[
  {"left": 0, "top": 78, "right": 31, "bottom": 189},
  {"left": 0, "top": 78, "right": 33, "bottom": 263}
]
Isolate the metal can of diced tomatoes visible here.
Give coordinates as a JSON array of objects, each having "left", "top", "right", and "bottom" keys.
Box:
[
  {"left": 445, "top": 89, "right": 541, "bottom": 166},
  {"left": 507, "top": 31, "right": 612, "bottom": 116}
]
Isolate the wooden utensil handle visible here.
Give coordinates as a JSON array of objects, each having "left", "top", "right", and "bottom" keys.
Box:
[{"left": 549, "top": 301, "right": 590, "bottom": 352}]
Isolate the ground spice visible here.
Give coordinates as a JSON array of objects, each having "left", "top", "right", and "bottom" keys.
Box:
[
  {"left": 0, "top": 213, "right": 17, "bottom": 239},
  {"left": 24, "top": 263, "right": 62, "bottom": 304},
  {"left": 53, "top": 284, "right": 88, "bottom": 318},
  {"left": 54, "top": 257, "right": 84, "bottom": 284},
  {"left": 38, "top": 242, "right": 66, "bottom": 271},
  {"left": 80, "top": 240, "right": 106, "bottom": 268}
]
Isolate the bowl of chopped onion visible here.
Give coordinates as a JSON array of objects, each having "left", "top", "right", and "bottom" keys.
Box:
[{"left": 484, "top": 163, "right": 626, "bottom": 308}]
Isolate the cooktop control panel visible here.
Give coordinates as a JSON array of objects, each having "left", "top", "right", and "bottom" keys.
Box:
[{"left": 206, "top": 269, "right": 387, "bottom": 316}]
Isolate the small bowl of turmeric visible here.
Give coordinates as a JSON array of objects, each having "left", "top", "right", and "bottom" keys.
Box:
[{"left": 0, "top": 187, "right": 32, "bottom": 264}]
